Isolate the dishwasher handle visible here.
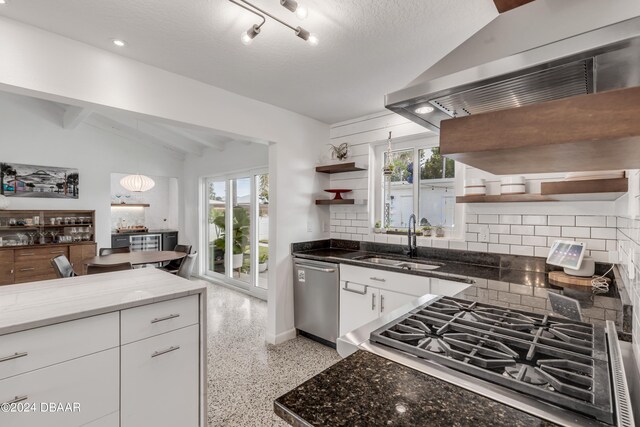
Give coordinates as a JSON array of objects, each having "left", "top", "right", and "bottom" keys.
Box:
[{"left": 295, "top": 263, "right": 336, "bottom": 273}]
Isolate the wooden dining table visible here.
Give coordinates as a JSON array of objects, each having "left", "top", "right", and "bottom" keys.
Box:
[{"left": 84, "top": 251, "right": 187, "bottom": 267}]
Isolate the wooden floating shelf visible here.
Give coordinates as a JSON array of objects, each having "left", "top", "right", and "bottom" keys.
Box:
[
  {"left": 315, "top": 162, "right": 366, "bottom": 174},
  {"left": 111, "top": 203, "right": 150, "bottom": 207},
  {"left": 315, "top": 199, "right": 355, "bottom": 205},
  {"left": 457, "top": 178, "right": 628, "bottom": 204}
]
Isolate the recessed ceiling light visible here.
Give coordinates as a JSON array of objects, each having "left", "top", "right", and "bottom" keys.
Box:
[
  {"left": 112, "top": 39, "right": 126, "bottom": 47},
  {"left": 415, "top": 106, "right": 434, "bottom": 115}
]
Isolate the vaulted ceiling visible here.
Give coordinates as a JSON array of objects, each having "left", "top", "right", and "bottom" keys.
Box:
[{"left": 0, "top": 0, "right": 498, "bottom": 124}]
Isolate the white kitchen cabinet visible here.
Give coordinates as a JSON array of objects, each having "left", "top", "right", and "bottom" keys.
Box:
[
  {"left": 0, "top": 348, "right": 119, "bottom": 427},
  {"left": 339, "top": 263, "right": 431, "bottom": 336},
  {"left": 121, "top": 324, "right": 200, "bottom": 427},
  {"left": 339, "top": 281, "right": 380, "bottom": 336},
  {"left": 379, "top": 289, "right": 417, "bottom": 315},
  {"left": 430, "top": 278, "right": 471, "bottom": 297}
]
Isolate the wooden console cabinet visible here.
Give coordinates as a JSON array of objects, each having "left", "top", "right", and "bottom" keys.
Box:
[{"left": 0, "top": 210, "right": 97, "bottom": 284}]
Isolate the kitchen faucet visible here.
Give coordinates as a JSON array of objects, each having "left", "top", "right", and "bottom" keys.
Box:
[{"left": 407, "top": 214, "right": 417, "bottom": 258}]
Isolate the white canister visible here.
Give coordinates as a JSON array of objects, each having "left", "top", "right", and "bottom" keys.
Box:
[
  {"left": 500, "top": 176, "right": 526, "bottom": 195},
  {"left": 464, "top": 178, "right": 486, "bottom": 196}
]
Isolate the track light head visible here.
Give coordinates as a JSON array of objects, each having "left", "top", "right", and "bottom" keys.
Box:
[
  {"left": 295, "top": 27, "right": 318, "bottom": 46},
  {"left": 281, "top": 0, "right": 307, "bottom": 19},
  {"left": 241, "top": 24, "right": 261, "bottom": 45}
]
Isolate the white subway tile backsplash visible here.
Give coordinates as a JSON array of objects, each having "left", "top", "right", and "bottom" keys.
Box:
[
  {"left": 510, "top": 225, "right": 534, "bottom": 235},
  {"left": 346, "top": 213, "right": 357, "bottom": 220},
  {"left": 576, "top": 216, "right": 606, "bottom": 227},
  {"left": 478, "top": 214, "right": 499, "bottom": 224},
  {"left": 466, "top": 214, "right": 478, "bottom": 224},
  {"left": 499, "top": 215, "right": 522, "bottom": 225},
  {"left": 522, "top": 215, "right": 547, "bottom": 226},
  {"left": 561, "top": 227, "right": 590, "bottom": 238},
  {"left": 489, "top": 224, "right": 510, "bottom": 234},
  {"left": 511, "top": 245, "right": 534, "bottom": 256},
  {"left": 500, "top": 234, "right": 522, "bottom": 245},
  {"left": 590, "top": 250, "right": 609, "bottom": 263},
  {"left": 465, "top": 233, "right": 478, "bottom": 242},
  {"left": 387, "top": 235, "right": 404, "bottom": 245},
  {"left": 373, "top": 234, "right": 388, "bottom": 243},
  {"left": 522, "top": 235, "right": 547, "bottom": 247},
  {"left": 488, "top": 244, "right": 510, "bottom": 254},
  {"left": 548, "top": 216, "right": 575, "bottom": 226},
  {"left": 449, "top": 240, "right": 468, "bottom": 251},
  {"left": 432, "top": 239, "right": 449, "bottom": 249},
  {"left": 591, "top": 228, "right": 616, "bottom": 239},
  {"left": 468, "top": 242, "right": 488, "bottom": 252},
  {"left": 535, "top": 246, "right": 550, "bottom": 257},
  {"left": 535, "top": 226, "right": 561, "bottom": 237},
  {"left": 581, "top": 239, "right": 606, "bottom": 251},
  {"left": 468, "top": 224, "right": 486, "bottom": 233},
  {"left": 606, "top": 216, "right": 617, "bottom": 228}
]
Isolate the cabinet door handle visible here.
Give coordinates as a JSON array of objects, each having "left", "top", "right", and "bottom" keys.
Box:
[
  {"left": 4, "top": 395, "right": 28, "bottom": 405},
  {"left": 342, "top": 282, "right": 367, "bottom": 295},
  {"left": 0, "top": 352, "right": 28, "bottom": 363},
  {"left": 49, "top": 250, "right": 65, "bottom": 254},
  {"left": 381, "top": 295, "right": 385, "bottom": 312},
  {"left": 151, "top": 345, "right": 180, "bottom": 358},
  {"left": 372, "top": 293, "right": 376, "bottom": 311},
  {"left": 151, "top": 313, "right": 180, "bottom": 324},
  {"left": 370, "top": 277, "right": 386, "bottom": 283},
  {"left": 19, "top": 268, "right": 35, "bottom": 272},
  {"left": 20, "top": 253, "right": 35, "bottom": 256}
]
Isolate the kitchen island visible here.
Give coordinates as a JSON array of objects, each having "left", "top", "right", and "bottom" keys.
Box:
[{"left": 0, "top": 268, "right": 206, "bottom": 427}]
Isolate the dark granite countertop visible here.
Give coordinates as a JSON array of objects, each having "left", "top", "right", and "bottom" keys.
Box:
[
  {"left": 292, "top": 239, "right": 632, "bottom": 339},
  {"left": 275, "top": 350, "right": 558, "bottom": 427}
]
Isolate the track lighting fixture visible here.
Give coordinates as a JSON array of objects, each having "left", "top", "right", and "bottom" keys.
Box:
[
  {"left": 280, "top": 0, "right": 307, "bottom": 19},
  {"left": 229, "top": 0, "right": 318, "bottom": 46}
]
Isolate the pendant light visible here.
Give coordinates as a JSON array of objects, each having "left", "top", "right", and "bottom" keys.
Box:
[{"left": 120, "top": 174, "right": 155, "bottom": 192}]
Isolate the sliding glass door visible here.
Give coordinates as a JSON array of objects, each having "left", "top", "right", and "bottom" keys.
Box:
[{"left": 204, "top": 169, "right": 268, "bottom": 296}]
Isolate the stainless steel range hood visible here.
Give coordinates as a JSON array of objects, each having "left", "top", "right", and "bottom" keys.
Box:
[{"left": 385, "top": 0, "right": 640, "bottom": 133}]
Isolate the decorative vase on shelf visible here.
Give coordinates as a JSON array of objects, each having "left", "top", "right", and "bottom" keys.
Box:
[
  {"left": 328, "top": 143, "right": 349, "bottom": 162},
  {"left": 0, "top": 195, "right": 9, "bottom": 210}
]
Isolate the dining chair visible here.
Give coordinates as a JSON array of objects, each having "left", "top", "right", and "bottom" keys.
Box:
[
  {"left": 87, "top": 262, "right": 133, "bottom": 275},
  {"left": 99, "top": 247, "right": 131, "bottom": 256},
  {"left": 50, "top": 255, "right": 77, "bottom": 278},
  {"left": 176, "top": 251, "right": 197, "bottom": 279},
  {"left": 160, "top": 244, "right": 192, "bottom": 274}
]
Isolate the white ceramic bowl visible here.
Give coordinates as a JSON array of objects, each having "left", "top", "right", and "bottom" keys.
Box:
[
  {"left": 464, "top": 186, "right": 486, "bottom": 196},
  {"left": 500, "top": 176, "right": 526, "bottom": 185},
  {"left": 501, "top": 184, "right": 526, "bottom": 195}
]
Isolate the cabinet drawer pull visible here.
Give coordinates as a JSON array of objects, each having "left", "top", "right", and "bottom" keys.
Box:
[
  {"left": 342, "top": 282, "right": 367, "bottom": 295},
  {"left": 20, "top": 253, "right": 35, "bottom": 256},
  {"left": 5, "top": 395, "right": 28, "bottom": 405},
  {"left": 0, "top": 352, "right": 28, "bottom": 363},
  {"left": 150, "top": 313, "right": 180, "bottom": 324},
  {"left": 372, "top": 293, "right": 376, "bottom": 310},
  {"left": 381, "top": 294, "right": 385, "bottom": 312},
  {"left": 370, "top": 277, "right": 386, "bottom": 282},
  {"left": 49, "top": 250, "right": 65, "bottom": 254},
  {"left": 19, "top": 268, "right": 35, "bottom": 272},
  {"left": 151, "top": 345, "right": 180, "bottom": 358}
]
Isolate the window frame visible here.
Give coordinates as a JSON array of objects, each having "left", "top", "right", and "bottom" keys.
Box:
[{"left": 373, "top": 135, "right": 465, "bottom": 239}]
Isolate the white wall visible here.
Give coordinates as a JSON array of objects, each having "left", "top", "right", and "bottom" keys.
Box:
[
  {"left": 0, "top": 91, "right": 183, "bottom": 250},
  {"left": 0, "top": 17, "right": 330, "bottom": 344}
]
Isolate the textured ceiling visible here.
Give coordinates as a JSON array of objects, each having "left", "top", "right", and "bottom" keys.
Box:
[{"left": 0, "top": 0, "right": 498, "bottom": 124}]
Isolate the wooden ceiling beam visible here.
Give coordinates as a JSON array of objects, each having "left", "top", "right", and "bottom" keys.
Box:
[{"left": 493, "top": 0, "right": 536, "bottom": 13}]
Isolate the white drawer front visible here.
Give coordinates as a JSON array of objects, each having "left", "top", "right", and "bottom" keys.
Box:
[
  {"left": 121, "top": 295, "right": 199, "bottom": 345},
  {"left": 0, "top": 313, "right": 119, "bottom": 381},
  {"left": 121, "top": 325, "right": 199, "bottom": 427},
  {"left": 0, "top": 348, "right": 119, "bottom": 427},
  {"left": 340, "top": 264, "right": 430, "bottom": 296}
]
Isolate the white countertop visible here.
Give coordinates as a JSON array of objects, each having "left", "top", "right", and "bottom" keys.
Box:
[{"left": 0, "top": 268, "right": 206, "bottom": 335}]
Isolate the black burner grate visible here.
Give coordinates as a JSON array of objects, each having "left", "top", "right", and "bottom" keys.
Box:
[{"left": 370, "top": 296, "right": 614, "bottom": 424}]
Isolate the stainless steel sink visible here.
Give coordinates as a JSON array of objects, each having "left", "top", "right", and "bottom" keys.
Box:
[
  {"left": 357, "top": 257, "right": 404, "bottom": 266},
  {"left": 396, "top": 262, "right": 441, "bottom": 271},
  {"left": 355, "top": 256, "right": 442, "bottom": 271}
]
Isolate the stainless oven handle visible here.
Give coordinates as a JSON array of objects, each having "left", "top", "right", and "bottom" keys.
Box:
[{"left": 342, "top": 282, "right": 367, "bottom": 295}]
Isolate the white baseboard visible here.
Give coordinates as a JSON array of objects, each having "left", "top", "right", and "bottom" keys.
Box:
[{"left": 266, "top": 328, "right": 297, "bottom": 345}]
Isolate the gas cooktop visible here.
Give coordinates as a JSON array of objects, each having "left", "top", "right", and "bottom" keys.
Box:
[{"left": 370, "top": 297, "right": 615, "bottom": 425}]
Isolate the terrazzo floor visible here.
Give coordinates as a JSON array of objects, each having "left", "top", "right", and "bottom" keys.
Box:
[{"left": 203, "top": 280, "right": 342, "bottom": 426}]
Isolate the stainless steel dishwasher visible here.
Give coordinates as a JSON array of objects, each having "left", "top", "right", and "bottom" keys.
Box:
[{"left": 293, "top": 258, "right": 339, "bottom": 348}]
